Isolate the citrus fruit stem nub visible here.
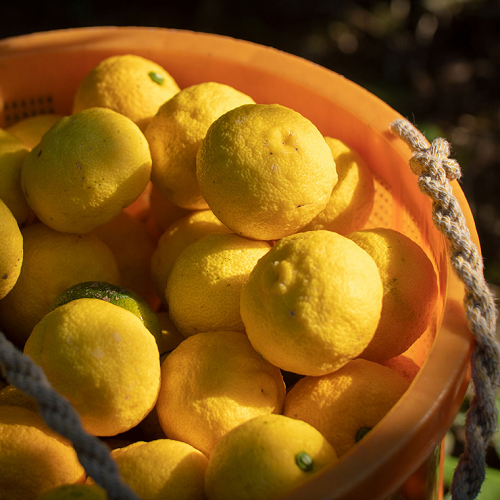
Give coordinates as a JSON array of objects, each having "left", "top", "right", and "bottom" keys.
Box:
[
  {"left": 295, "top": 451, "right": 314, "bottom": 471},
  {"left": 149, "top": 72, "right": 165, "bottom": 85}
]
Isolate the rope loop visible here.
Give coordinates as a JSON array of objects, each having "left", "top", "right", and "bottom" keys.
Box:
[
  {"left": 390, "top": 118, "right": 500, "bottom": 500},
  {"left": 410, "top": 143, "right": 461, "bottom": 182}
]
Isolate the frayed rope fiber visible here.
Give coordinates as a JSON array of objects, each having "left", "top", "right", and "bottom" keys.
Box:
[
  {"left": 0, "top": 333, "right": 140, "bottom": 500},
  {"left": 390, "top": 118, "right": 500, "bottom": 500}
]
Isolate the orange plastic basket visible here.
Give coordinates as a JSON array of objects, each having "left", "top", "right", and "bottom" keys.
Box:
[{"left": 0, "top": 26, "right": 476, "bottom": 500}]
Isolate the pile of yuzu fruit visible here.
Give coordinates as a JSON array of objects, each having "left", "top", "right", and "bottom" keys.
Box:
[{"left": 0, "top": 53, "right": 439, "bottom": 500}]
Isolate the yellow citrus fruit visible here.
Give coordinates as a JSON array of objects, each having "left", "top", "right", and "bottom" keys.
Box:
[
  {"left": 300, "top": 137, "right": 375, "bottom": 234},
  {"left": 240, "top": 230, "right": 383, "bottom": 376},
  {"left": 73, "top": 54, "right": 180, "bottom": 130},
  {"left": 347, "top": 227, "right": 439, "bottom": 362},
  {"left": 0, "top": 385, "right": 37, "bottom": 412},
  {"left": 0, "top": 128, "right": 32, "bottom": 225},
  {"left": 24, "top": 298, "right": 161, "bottom": 436},
  {"left": 204, "top": 414, "right": 338, "bottom": 500},
  {"left": 145, "top": 81, "right": 255, "bottom": 210},
  {"left": 6, "top": 113, "right": 64, "bottom": 150},
  {"left": 0, "top": 199, "right": 23, "bottom": 300},
  {"left": 91, "top": 210, "right": 158, "bottom": 308},
  {"left": 151, "top": 209, "right": 232, "bottom": 307},
  {"left": 0, "top": 222, "right": 120, "bottom": 347},
  {"left": 36, "top": 484, "right": 107, "bottom": 500},
  {"left": 0, "top": 405, "right": 85, "bottom": 500},
  {"left": 196, "top": 103, "right": 337, "bottom": 240},
  {"left": 156, "top": 330, "right": 286, "bottom": 457},
  {"left": 87, "top": 440, "right": 208, "bottom": 500},
  {"left": 51, "top": 280, "right": 162, "bottom": 349},
  {"left": 21, "top": 107, "right": 152, "bottom": 234},
  {"left": 283, "top": 358, "right": 410, "bottom": 457},
  {"left": 166, "top": 233, "right": 270, "bottom": 337}
]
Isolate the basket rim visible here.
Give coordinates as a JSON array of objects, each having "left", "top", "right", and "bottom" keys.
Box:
[{"left": 0, "top": 26, "right": 476, "bottom": 500}]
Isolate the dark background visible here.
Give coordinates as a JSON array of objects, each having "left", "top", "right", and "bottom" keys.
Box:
[
  {"left": 2, "top": 1, "right": 500, "bottom": 493},
  {"left": 2, "top": 0, "right": 499, "bottom": 286}
]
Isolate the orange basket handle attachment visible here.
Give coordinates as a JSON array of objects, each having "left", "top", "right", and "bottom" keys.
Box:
[
  {"left": 390, "top": 118, "right": 500, "bottom": 500},
  {"left": 0, "top": 331, "right": 140, "bottom": 500}
]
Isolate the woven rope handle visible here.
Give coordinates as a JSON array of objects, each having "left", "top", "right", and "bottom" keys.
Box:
[
  {"left": 390, "top": 118, "right": 500, "bottom": 500},
  {"left": 0, "top": 332, "right": 140, "bottom": 500}
]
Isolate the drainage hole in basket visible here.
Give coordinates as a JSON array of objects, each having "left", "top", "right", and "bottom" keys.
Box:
[{"left": 3, "top": 95, "right": 55, "bottom": 126}]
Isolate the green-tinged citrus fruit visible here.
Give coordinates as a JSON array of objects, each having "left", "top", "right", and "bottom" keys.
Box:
[
  {"left": 51, "top": 281, "right": 161, "bottom": 349},
  {"left": 21, "top": 107, "right": 152, "bottom": 234},
  {"left": 0, "top": 222, "right": 120, "bottom": 347},
  {"left": 24, "top": 298, "right": 160, "bottom": 436}
]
